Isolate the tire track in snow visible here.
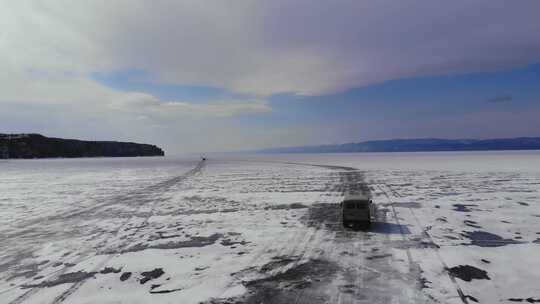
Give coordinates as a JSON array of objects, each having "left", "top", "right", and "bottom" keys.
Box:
[
  {"left": 380, "top": 182, "right": 470, "bottom": 304},
  {"left": 238, "top": 160, "right": 433, "bottom": 303},
  {"left": 7, "top": 160, "right": 203, "bottom": 236},
  {"left": 285, "top": 163, "right": 391, "bottom": 304},
  {"left": 280, "top": 167, "right": 389, "bottom": 304},
  {"left": 49, "top": 161, "right": 206, "bottom": 304},
  {"left": 7, "top": 160, "right": 206, "bottom": 304}
]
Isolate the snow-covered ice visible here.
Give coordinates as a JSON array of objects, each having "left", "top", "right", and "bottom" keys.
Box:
[{"left": 1, "top": 151, "right": 540, "bottom": 303}]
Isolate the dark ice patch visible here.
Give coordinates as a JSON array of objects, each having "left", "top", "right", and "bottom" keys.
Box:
[
  {"left": 259, "top": 256, "right": 300, "bottom": 273},
  {"left": 444, "top": 235, "right": 460, "bottom": 240},
  {"left": 447, "top": 265, "right": 490, "bottom": 282},
  {"left": 264, "top": 203, "right": 308, "bottom": 210},
  {"left": 212, "top": 258, "right": 339, "bottom": 304},
  {"left": 120, "top": 272, "right": 132, "bottom": 281},
  {"left": 452, "top": 204, "right": 478, "bottom": 212},
  {"left": 140, "top": 268, "right": 164, "bottom": 284},
  {"left": 338, "top": 284, "right": 356, "bottom": 294},
  {"left": 387, "top": 202, "right": 422, "bottom": 209},
  {"left": 243, "top": 259, "right": 339, "bottom": 303},
  {"left": 508, "top": 298, "right": 540, "bottom": 303},
  {"left": 220, "top": 239, "right": 250, "bottom": 247},
  {"left": 391, "top": 239, "right": 439, "bottom": 250},
  {"left": 461, "top": 231, "right": 522, "bottom": 247},
  {"left": 23, "top": 271, "right": 96, "bottom": 288},
  {"left": 147, "top": 231, "right": 182, "bottom": 241},
  {"left": 150, "top": 287, "right": 183, "bottom": 294},
  {"left": 113, "top": 233, "right": 223, "bottom": 253},
  {"left": 464, "top": 220, "right": 482, "bottom": 229},
  {"left": 366, "top": 253, "right": 392, "bottom": 260},
  {"left": 100, "top": 267, "right": 122, "bottom": 274},
  {"left": 180, "top": 208, "right": 239, "bottom": 215},
  {"left": 419, "top": 276, "right": 432, "bottom": 289}
]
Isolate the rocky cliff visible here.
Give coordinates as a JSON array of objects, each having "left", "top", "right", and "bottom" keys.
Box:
[{"left": 0, "top": 134, "right": 165, "bottom": 158}]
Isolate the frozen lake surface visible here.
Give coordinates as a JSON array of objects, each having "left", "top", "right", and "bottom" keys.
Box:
[{"left": 1, "top": 152, "right": 540, "bottom": 304}]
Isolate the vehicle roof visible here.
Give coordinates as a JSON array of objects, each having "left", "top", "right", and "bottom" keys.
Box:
[{"left": 343, "top": 193, "right": 371, "bottom": 201}]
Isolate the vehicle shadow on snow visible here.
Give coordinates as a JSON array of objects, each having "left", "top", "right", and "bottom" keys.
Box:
[
  {"left": 302, "top": 203, "right": 410, "bottom": 234},
  {"left": 370, "top": 221, "right": 411, "bottom": 234}
]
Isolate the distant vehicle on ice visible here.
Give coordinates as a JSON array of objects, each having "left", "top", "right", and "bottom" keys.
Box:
[{"left": 341, "top": 194, "right": 374, "bottom": 228}]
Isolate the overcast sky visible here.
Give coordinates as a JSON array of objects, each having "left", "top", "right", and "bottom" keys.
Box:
[{"left": 1, "top": 1, "right": 540, "bottom": 154}]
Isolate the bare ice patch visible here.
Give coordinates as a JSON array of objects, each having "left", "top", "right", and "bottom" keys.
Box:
[
  {"left": 446, "top": 265, "right": 490, "bottom": 282},
  {"left": 264, "top": 203, "right": 308, "bottom": 210},
  {"left": 207, "top": 257, "right": 339, "bottom": 304},
  {"left": 139, "top": 268, "right": 164, "bottom": 284},
  {"left": 22, "top": 271, "right": 96, "bottom": 288},
  {"left": 452, "top": 204, "right": 479, "bottom": 212},
  {"left": 107, "top": 233, "right": 224, "bottom": 254},
  {"left": 461, "top": 231, "right": 522, "bottom": 247}
]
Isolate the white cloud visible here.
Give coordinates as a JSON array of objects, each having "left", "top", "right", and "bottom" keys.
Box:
[
  {"left": 1, "top": 0, "right": 539, "bottom": 152},
  {"left": 108, "top": 92, "right": 270, "bottom": 118},
  {"left": 2, "top": 1, "right": 540, "bottom": 96}
]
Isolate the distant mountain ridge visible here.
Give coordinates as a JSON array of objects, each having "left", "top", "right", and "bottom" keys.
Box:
[
  {"left": 259, "top": 137, "right": 540, "bottom": 153},
  {"left": 0, "top": 133, "right": 164, "bottom": 159}
]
